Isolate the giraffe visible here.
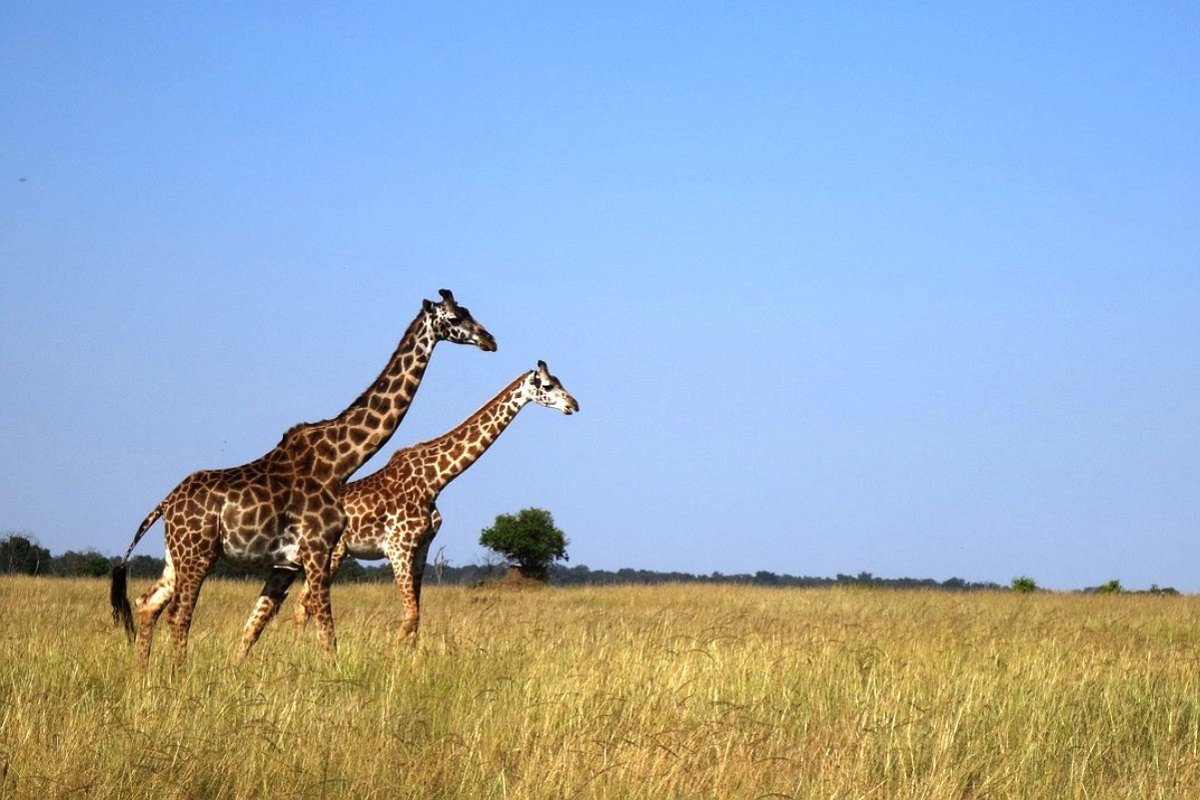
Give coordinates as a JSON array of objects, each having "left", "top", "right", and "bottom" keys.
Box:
[
  {"left": 110, "top": 289, "right": 497, "bottom": 663},
  {"left": 293, "top": 360, "right": 578, "bottom": 641}
]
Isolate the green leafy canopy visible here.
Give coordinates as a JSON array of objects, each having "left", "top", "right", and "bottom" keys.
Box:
[{"left": 479, "top": 507, "right": 569, "bottom": 581}]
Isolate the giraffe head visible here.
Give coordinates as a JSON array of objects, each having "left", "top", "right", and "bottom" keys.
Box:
[
  {"left": 524, "top": 360, "right": 580, "bottom": 415},
  {"left": 423, "top": 289, "right": 498, "bottom": 351}
]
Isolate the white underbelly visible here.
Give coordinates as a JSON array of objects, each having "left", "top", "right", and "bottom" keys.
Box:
[
  {"left": 346, "top": 541, "right": 386, "bottom": 561},
  {"left": 223, "top": 535, "right": 300, "bottom": 568}
]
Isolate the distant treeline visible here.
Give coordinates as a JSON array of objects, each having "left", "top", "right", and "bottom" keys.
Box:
[
  {"left": 0, "top": 533, "right": 1178, "bottom": 594},
  {"left": 548, "top": 566, "right": 1007, "bottom": 591},
  {"left": 1, "top": 532, "right": 1002, "bottom": 590}
]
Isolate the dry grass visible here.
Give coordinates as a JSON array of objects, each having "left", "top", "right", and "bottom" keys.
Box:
[{"left": 1, "top": 575, "right": 1198, "bottom": 799}]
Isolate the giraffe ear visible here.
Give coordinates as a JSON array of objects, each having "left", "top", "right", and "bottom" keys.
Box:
[
  {"left": 537, "top": 360, "right": 548, "bottom": 371},
  {"left": 422, "top": 298, "right": 435, "bottom": 313}
]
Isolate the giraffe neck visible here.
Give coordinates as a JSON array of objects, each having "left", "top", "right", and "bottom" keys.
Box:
[
  {"left": 327, "top": 313, "right": 438, "bottom": 481},
  {"left": 416, "top": 375, "right": 529, "bottom": 491}
]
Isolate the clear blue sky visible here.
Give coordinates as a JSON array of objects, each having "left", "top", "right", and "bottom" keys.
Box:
[{"left": 2, "top": 4, "right": 1197, "bottom": 590}]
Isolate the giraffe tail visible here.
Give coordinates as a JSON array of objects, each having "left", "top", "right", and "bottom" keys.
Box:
[
  {"left": 110, "top": 562, "right": 135, "bottom": 639},
  {"left": 110, "top": 502, "right": 164, "bottom": 640}
]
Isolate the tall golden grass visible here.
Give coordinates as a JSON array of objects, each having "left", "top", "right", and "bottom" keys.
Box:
[{"left": 1, "top": 575, "right": 1197, "bottom": 799}]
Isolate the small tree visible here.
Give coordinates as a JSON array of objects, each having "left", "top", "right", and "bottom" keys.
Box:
[
  {"left": 479, "top": 507, "right": 568, "bottom": 581},
  {"left": 1094, "top": 579, "right": 1123, "bottom": 595},
  {"left": 1011, "top": 576, "right": 1037, "bottom": 594}
]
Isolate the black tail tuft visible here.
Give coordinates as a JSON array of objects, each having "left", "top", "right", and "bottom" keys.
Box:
[{"left": 111, "top": 561, "right": 135, "bottom": 641}]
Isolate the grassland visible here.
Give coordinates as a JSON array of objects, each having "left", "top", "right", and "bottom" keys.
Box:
[{"left": 1, "top": 575, "right": 1198, "bottom": 799}]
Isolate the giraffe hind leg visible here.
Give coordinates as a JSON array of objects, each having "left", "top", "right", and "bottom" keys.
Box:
[
  {"left": 238, "top": 567, "right": 300, "bottom": 661},
  {"left": 135, "top": 561, "right": 176, "bottom": 665},
  {"left": 291, "top": 577, "right": 311, "bottom": 630},
  {"left": 166, "top": 555, "right": 214, "bottom": 665}
]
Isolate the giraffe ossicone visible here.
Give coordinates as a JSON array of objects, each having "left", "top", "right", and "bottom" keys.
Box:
[
  {"left": 110, "top": 288, "right": 496, "bottom": 664},
  {"left": 293, "top": 359, "right": 579, "bottom": 641}
]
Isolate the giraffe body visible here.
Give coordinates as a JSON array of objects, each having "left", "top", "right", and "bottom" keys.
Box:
[
  {"left": 294, "top": 360, "right": 578, "bottom": 640},
  {"left": 111, "top": 290, "right": 496, "bottom": 663}
]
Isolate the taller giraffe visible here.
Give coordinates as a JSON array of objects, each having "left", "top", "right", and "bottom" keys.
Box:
[
  {"left": 292, "top": 360, "right": 578, "bottom": 641},
  {"left": 110, "top": 289, "right": 496, "bottom": 663}
]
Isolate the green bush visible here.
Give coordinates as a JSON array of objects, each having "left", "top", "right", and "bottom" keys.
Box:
[{"left": 1011, "top": 576, "right": 1037, "bottom": 594}]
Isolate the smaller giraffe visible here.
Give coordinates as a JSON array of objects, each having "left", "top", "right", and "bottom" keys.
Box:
[{"left": 294, "top": 360, "right": 579, "bottom": 640}]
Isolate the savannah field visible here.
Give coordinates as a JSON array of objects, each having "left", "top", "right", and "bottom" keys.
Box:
[{"left": 1, "top": 575, "right": 1198, "bottom": 799}]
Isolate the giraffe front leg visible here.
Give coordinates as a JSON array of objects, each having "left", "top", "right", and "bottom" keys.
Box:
[
  {"left": 386, "top": 538, "right": 422, "bottom": 644},
  {"left": 299, "top": 551, "right": 337, "bottom": 655},
  {"left": 399, "top": 510, "right": 441, "bottom": 642},
  {"left": 407, "top": 536, "right": 436, "bottom": 640},
  {"left": 295, "top": 538, "right": 349, "bottom": 630},
  {"left": 238, "top": 567, "right": 300, "bottom": 661}
]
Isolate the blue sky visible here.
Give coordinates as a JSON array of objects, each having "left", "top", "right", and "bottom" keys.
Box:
[{"left": 2, "top": 4, "right": 1197, "bottom": 590}]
